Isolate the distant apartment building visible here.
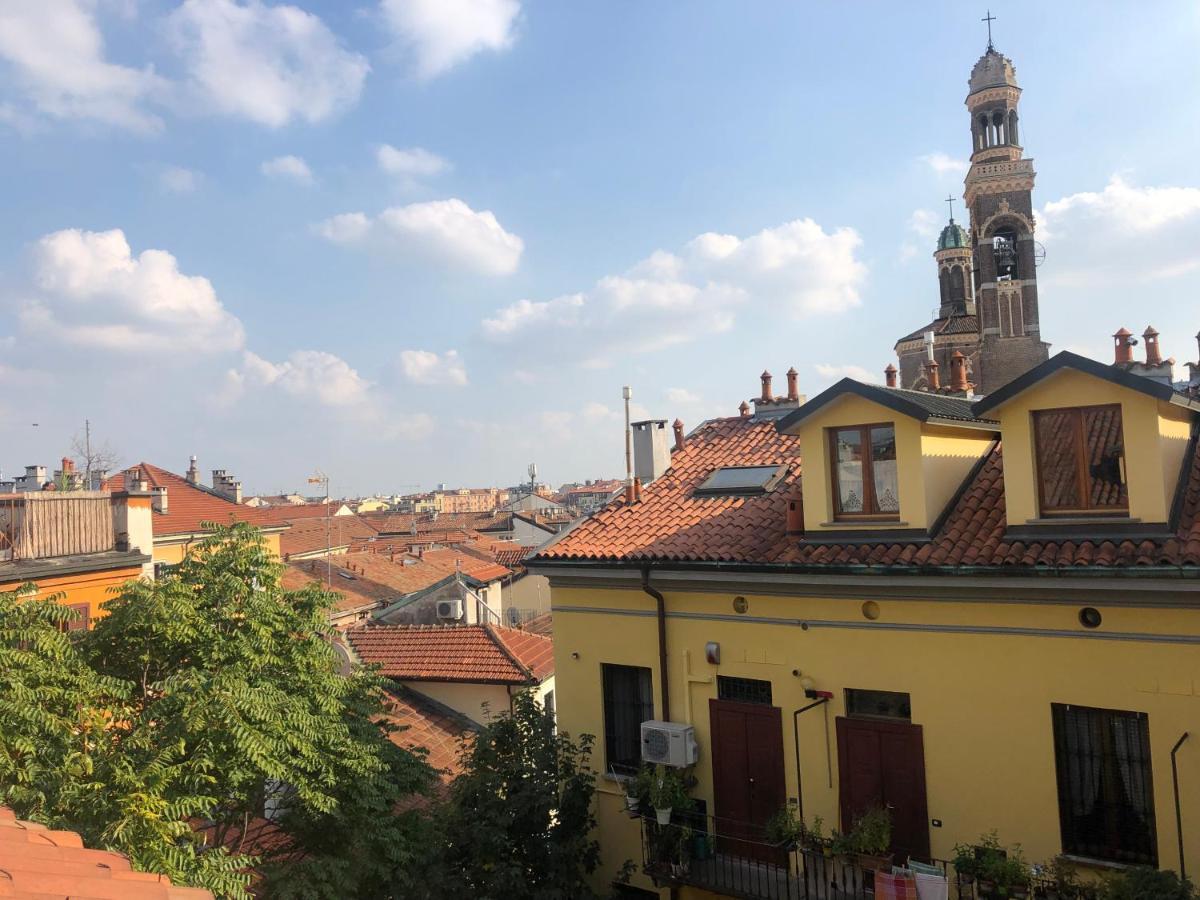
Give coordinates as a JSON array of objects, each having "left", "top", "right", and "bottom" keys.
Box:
[
  {"left": 433, "top": 487, "right": 510, "bottom": 514},
  {"left": 561, "top": 479, "right": 623, "bottom": 514}
]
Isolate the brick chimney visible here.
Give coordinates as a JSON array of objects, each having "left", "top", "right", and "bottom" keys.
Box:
[
  {"left": 1143, "top": 326, "right": 1162, "bottom": 366},
  {"left": 925, "top": 359, "right": 941, "bottom": 391},
  {"left": 786, "top": 367, "right": 799, "bottom": 401},
  {"left": 151, "top": 485, "right": 168, "bottom": 514},
  {"left": 1113, "top": 327, "right": 1135, "bottom": 365},
  {"left": 738, "top": 401, "right": 750, "bottom": 417},
  {"left": 752, "top": 367, "right": 805, "bottom": 419},
  {"left": 186, "top": 455, "right": 199, "bottom": 484},
  {"left": 950, "top": 351, "right": 969, "bottom": 392},
  {"left": 60, "top": 457, "right": 74, "bottom": 474},
  {"left": 672, "top": 419, "right": 685, "bottom": 453},
  {"left": 760, "top": 370, "right": 773, "bottom": 402},
  {"left": 211, "top": 469, "right": 243, "bottom": 504},
  {"left": 884, "top": 364, "right": 898, "bottom": 388}
]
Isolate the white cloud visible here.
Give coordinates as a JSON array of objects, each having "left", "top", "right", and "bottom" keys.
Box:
[
  {"left": 920, "top": 152, "right": 969, "bottom": 175},
  {"left": 239, "top": 349, "right": 371, "bottom": 407},
  {"left": 160, "top": 165, "right": 201, "bottom": 193},
  {"left": 16, "top": 228, "right": 244, "bottom": 353},
  {"left": 908, "top": 209, "right": 939, "bottom": 239},
  {"left": 377, "top": 144, "right": 450, "bottom": 178},
  {"left": 814, "top": 363, "right": 880, "bottom": 384},
  {"left": 0, "top": 0, "right": 165, "bottom": 131},
  {"left": 665, "top": 387, "right": 700, "bottom": 404},
  {"left": 261, "top": 154, "right": 313, "bottom": 183},
  {"left": 379, "top": 0, "right": 520, "bottom": 79},
  {"left": 316, "top": 199, "right": 523, "bottom": 275},
  {"left": 482, "top": 217, "right": 866, "bottom": 365},
  {"left": 168, "top": 0, "right": 368, "bottom": 127},
  {"left": 1037, "top": 176, "right": 1200, "bottom": 290},
  {"left": 398, "top": 349, "right": 467, "bottom": 386},
  {"left": 538, "top": 410, "right": 574, "bottom": 442}
]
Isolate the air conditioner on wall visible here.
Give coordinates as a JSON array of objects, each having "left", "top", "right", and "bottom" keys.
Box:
[
  {"left": 640, "top": 720, "right": 699, "bottom": 767},
  {"left": 436, "top": 598, "right": 463, "bottom": 620}
]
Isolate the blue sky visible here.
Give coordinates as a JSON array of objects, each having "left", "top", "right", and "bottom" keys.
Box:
[{"left": 2, "top": 1, "right": 1199, "bottom": 497}]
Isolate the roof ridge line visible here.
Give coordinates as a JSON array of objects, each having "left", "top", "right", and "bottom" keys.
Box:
[{"left": 483, "top": 622, "right": 535, "bottom": 682}]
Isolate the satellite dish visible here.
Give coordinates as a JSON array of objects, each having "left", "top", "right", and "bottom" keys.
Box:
[{"left": 1033, "top": 241, "right": 1047, "bottom": 267}]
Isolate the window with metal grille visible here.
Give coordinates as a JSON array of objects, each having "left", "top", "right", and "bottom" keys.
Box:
[
  {"left": 602, "top": 664, "right": 653, "bottom": 776},
  {"left": 846, "top": 688, "right": 911, "bottom": 721},
  {"left": 1051, "top": 704, "right": 1157, "bottom": 865},
  {"left": 717, "top": 676, "right": 773, "bottom": 705}
]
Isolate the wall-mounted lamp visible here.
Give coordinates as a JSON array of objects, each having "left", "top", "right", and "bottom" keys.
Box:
[
  {"left": 799, "top": 676, "right": 833, "bottom": 700},
  {"left": 570, "top": 651, "right": 580, "bottom": 660},
  {"left": 705, "top": 642, "right": 720, "bottom": 665}
]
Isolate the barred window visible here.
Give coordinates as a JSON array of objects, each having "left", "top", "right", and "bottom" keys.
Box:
[
  {"left": 1051, "top": 704, "right": 1157, "bottom": 865},
  {"left": 717, "top": 676, "right": 773, "bottom": 705},
  {"left": 602, "top": 664, "right": 653, "bottom": 776}
]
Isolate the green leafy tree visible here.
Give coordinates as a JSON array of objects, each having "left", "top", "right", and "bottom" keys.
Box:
[
  {"left": 1100, "top": 867, "right": 1194, "bottom": 900},
  {"left": 1, "top": 524, "right": 436, "bottom": 899},
  {"left": 432, "top": 690, "right": 602, "bottom": 900}
]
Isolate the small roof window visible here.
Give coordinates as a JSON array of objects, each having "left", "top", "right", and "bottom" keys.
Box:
[{"left": 694, "top": 464, "right": 786, "bottom": 497}]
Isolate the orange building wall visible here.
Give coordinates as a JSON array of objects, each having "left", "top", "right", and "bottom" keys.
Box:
[{"left": 0, "top": 565, "right": 143, "bottom": 627}]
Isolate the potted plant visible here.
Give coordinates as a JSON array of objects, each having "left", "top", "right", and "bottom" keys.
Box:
[
  {"left": 849, "top": 805, "right": 892, "bottom": 872},
  {"left": 953, "top": 840, "right": 981, "bottom": 896},
  {"left": 765, "top": 801, "right": 805, "bottom": 849},
  {"left": 1036, "top": 856, "right": 1082, "bottom": 900},
  {"left": 989, "top": 846, "right": 1031, "bottom": 898},
  {"left": 648, "top": 765, "right": 691, "bottom": 826},
  {"left": 1097, "top": 866, "right": 1194, "bottom": 900},
  {"left": 805, "top": 814, "right": 834, "bottom": 857},
  {"left": 973, "top": 831, "right": 1007, "bottom": 898}
]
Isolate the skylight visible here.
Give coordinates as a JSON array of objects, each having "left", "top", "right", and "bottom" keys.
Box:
[{"left": 694, "top": 465, "right": 785, "bottom": 497}]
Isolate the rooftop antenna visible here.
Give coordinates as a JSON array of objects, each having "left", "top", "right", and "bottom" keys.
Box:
[{"left": 982, "top": 9, "right": 996, "bottom": 51}]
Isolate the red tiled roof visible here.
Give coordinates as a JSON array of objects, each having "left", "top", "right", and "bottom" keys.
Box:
[
  {"left": 280, "top": 515, "right": 378, "bottom": 558},
  {"left": 346, "top": 623, "right": 554, "bottom": 684},
  {"left": 0, "top": 806, "right": 213, "bottom": 899},
  {"left": 381, "top": 687, "right": 476, "bottom": 782},
  {"left": 896, "top": 314, "right": 981, "bottom": 344},
  {"left": 535, "top": 415, "right": 1200, "bottom": 571},
  {"left": 360, "top": 511, "right": 513, "bottom": 535},
  {"left": 107, "top": 463, "right": 283, "bottom": 538},
  {"left": 536, "top": 416, "right": 800, "bottom": 563}
]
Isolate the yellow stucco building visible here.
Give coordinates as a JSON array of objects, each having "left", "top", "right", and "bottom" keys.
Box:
[{"left": 530, "top": 351, "right": 1200, "bottom": 898}]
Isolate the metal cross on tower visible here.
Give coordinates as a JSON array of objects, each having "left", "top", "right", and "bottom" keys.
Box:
[
  {"left": 982, "top": 10, "right": 996, "bottom": 50},
  {"left": 945, "top": 195, "right": 956, "bottom": 222}
]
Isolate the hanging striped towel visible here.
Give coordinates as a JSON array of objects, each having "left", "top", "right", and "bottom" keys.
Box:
[{"left": 874, "top": 870, "right": 920, "bottom": 900}]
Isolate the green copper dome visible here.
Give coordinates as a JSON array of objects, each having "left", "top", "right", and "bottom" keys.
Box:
[{"left": 938, "top": 220, "right": 970, "bottom": 251}]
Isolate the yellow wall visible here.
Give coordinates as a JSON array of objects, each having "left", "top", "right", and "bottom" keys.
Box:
[
  {"left": 993, "top": 369, "right": 1192, "bottom": 524},
  {"left": 1, "top": 564, "right": 144, "bottom": 625},
  {"left": 402, "top": 677, "right": 555, "bottom": 726},
  {"left": 550, "top": 582, "right": 1200, "bottom": 896},
  {"left": 153, "top": 530, "right": 284, "bottom": 566},
  {"left": 791, "top": 395, "right": 994, "bottom": 532}
]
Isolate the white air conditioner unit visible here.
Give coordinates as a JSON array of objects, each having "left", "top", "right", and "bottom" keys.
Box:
[
  {"left": 640, "top": 720, "right": 698, "bottom": 767},
  {"left": 436, "top": 598, "right": 463, "bottom": 620}
]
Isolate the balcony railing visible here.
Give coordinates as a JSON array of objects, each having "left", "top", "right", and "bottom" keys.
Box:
[
  {"left": 637, "top": 809, "right": 972, "bottom": 900},
  {"left": 0, "top": 492, "right": 115, "bottom": 562}
]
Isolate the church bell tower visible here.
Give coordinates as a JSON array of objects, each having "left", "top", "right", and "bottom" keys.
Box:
[{"left": 964, "top": 25, "right": 1049, "bottom": 393}]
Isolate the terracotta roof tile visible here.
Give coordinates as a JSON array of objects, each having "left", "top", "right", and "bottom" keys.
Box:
[
  {"left": 346, "top": 623, "right": 554, "bottom": 684},
  {"left": 107, "top": 463, "right": 283, "bottom": 538},
  {"left": 380, "top": 687, "right": 476, "bottom": 782},
  {"left": 279, "top": 515, "right": 378, "bottom": 558},
  {"left": 535, "top": 413, "right": 1200, "bottom": 572},
  {"left": 0, "top": 806, "right": 214, "bottom": 899}
]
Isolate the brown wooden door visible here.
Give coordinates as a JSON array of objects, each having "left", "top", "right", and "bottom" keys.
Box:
[
  {"left": 836, "top": 717, "right": 931, "bottom": 862},
  {"left": 709, "top": 699, "right": 787, "bottom": 863}
]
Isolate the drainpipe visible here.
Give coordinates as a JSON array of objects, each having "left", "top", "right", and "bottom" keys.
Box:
[
  {"left": 1171, "top": 732, "right": 1190, "bottom": 879},
  {"left": 641, "top": 568, "right": 670, "bottom": 721},
  {"left": 792, "top": 695, "right": 830, "bottom": 824}
]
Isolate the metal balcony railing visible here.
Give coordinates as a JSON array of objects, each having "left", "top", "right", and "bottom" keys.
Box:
[{"left": 636, "top": 808, "right": 972, "bottom": 900}]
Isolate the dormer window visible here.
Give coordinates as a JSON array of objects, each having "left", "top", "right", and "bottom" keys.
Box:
[
  {"left": 830, "top": 424, "right": 899, "bottom": 519},
  {"left": 1033, "top": 405, "right": 1128, "bottom": 517}
]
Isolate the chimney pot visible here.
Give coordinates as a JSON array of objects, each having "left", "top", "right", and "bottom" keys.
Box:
[
  {"left": 672, "top": 419, "right": 685, "bottom": 453},
  {"left": 738, "top": 400, "right": 751, "bottom": 418},
  {"left": 950, "top": 351, "right": 969, "bottom": 392},
  {"left": 760, "top": 370, "right": 773, "bottom": 402},
  {"left": 786, "top": 486, "right": 803, "bottom": 536},
  {"left": 785, "top": 367, "right": 799, "bottom": 401},
  {"left": 1143, "top": 326, "right": 1163, "bottom": 366},
  {"left": 633, "top": 476, "right": 642, "bottom": 503},
  {"left": 151, "top": 485, "right": 168, "bottom": 514},
  {"left": 925, "top": 359, "right": 941, "bottom": 391},
  {"left": 1113, "top": 327, "right": 1135, "bottom": 365},
  {"left": 884, "top": 364, "right": 898, "bottom": 388}
]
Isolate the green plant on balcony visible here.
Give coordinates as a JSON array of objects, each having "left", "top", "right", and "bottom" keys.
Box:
[
  {"left": 765, "top": 801, "right": 805, "bottom": 849},
  {"left": 983, "top": 845, "right": 1031, "bottom": 898},
  {"left": 1035, "top": 855, "right": 1083, "bottom": 899},
  {"left": 647, "top": 765, "right": 692, "bottom": 826},
  {"left": 1097, "top": 867, "right": 1194, "bottom": 900}
]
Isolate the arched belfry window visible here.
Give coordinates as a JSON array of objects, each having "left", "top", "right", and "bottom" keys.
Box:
[
  {"left": 978, "top": 114, "right": 990, "bottom": 148},
  {"left": 992, "top": 110, "right": 1006, "bottom": 145},
  {"left": 950, "top": 265, "right": 966, "bottom": 304},
  {"left": 939, "top": 268, "right": 951, "bottom": 305},
  {"left": 993, "top": 227, "right": 1019, "bottom": 280},
  {"left": 1008, "top": 109, "right": 1019, "bottom": 146}
]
